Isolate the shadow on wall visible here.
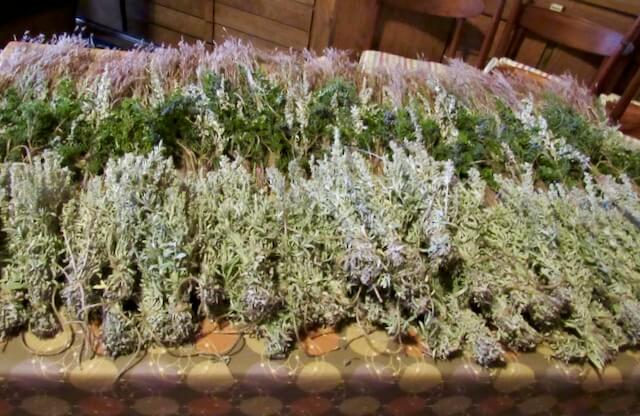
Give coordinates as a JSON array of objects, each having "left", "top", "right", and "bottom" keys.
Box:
[{"left": 0, "top": 1, "right": 77, "bottom": 47}]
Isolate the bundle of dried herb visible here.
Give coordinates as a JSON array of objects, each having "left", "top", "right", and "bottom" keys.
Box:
[
  {"left": 190, "top": 158, "right": 280, "bottom": 327},
  {"left": 62, "top": 148, "right": 175, "bottom": 355},
  {"left": 0, "top": 153, "right": 71, "bottom": 339},
  {"left": 264, "top": 165, "right": 350, "bottom": 356},
  {"left": 138, "top": 183, "right": 197, "bottom": 346}
]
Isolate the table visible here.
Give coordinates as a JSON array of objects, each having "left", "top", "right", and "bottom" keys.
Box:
[{"left": 1, "top": 321, "right": 639, "bottom": 416}]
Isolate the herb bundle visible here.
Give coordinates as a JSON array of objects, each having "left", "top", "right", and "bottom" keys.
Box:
[{"left": 0, "top": 38, "right": 638, "bottom": 369}]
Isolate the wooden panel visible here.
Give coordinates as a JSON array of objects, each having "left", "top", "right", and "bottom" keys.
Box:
[
  {"left": 331, "top": 0, "right": 379, "bottom": 55},
  {"left": 581, "top": 0, "right": 640, "bottom": 15},
  {"left": 519, "top": 6, "right": 626, "bottom": 56},
  {"left": 376, "top": 6, "right": 453, "bottom": 61},
  {"left": 544, "top": 45, "right": 603, "bottom": 81},
  {"left": 214, "top": 24, "right": 285, "bottom": 50},
  {"left": 532, "top": 0, "right": 634, "bottom": 28},
  {"left": 309, "top": 0, "right": 336, "bottom": 53},
  {"left": 217, "top": 0, "right": 314, "bottom": 31},
  {"left": 215, "top": 3, "right": 309, "bottom": 48},
  {"left": 127, "top": 19, "right": 201, "bottom": 45},
  {"left": 127, "top": 0, "right": 213, "bottom": 41},
  {"left": 153, "top": 0, "right": 210, "bottom": 19},
  {"left": 458, "top": 15, "right": 508, "bottom": 65},
  {"left": 505, "top": 0, "right": 637, "bottom": 87}
]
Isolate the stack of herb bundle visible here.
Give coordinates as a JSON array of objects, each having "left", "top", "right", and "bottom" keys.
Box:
[
  {"left": 0, "top": 38, "right": 638, "bottom": 369},
  {"left": 0, "top": 153, "right": 71, "bottom": 340}
]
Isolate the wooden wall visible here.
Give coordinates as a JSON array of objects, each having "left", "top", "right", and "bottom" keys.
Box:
[
  {"left": 214, "top": 0, "right": 315, "bottom": 49},
  {"left": 78, "top": 0, "right": 316, "bottom": 49},
  {"left": 77, "top": 0, "right": 639, "bottom": 90}
]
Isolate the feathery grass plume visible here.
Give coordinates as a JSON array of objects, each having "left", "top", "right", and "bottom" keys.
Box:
[
  {"left": 0, "top": 152, "right": 71, "bottom": 339},
  {"left": 264, "top": 164, "right": 350, "bottom": 356},
  {"left": 0, "top": 35, "right": 92, "bottom": 95},
  {"left": 138, "top": 183, "right": 196, "bottom": 346},
  {"left": 190, "top": 157, "right": 280, "bottom": 326}
]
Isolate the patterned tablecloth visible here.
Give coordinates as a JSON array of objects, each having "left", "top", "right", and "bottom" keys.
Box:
[{"left": 0, "top": 321, "right": 639, "bottom": 416}]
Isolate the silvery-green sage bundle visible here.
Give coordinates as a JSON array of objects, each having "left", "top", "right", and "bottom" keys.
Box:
[
  {"left": 542, "top": 174, "right": 640, "bottom": 369},
  {"left": 191, "top": 158, "right": 279, "bottom": 325},
  {"left": 264, "top": 165, "right": 350, "bottom": 356},
  {"left": 63, "top": 148, "right": 175, "bottom": 356},
  {"left": 138, "top": 183, "right": 196, "bottom": 346},
  {"left": 0, "top": 152, "right": 71, "bottom": 339},
  {"left": 304, "top": 140, "right": 458, "bottom": 337},
  {"left": 422, "top": 169, "right": 503, "bottom": 366}
]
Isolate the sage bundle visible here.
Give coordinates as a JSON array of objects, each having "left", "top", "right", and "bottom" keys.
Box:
[
  {"left": 191, "top": 158, "right": 280, "bottom": 326},
  {"left": 62, "top": 148, "right": 175, "bottom": 356},
  {"left": 264, "top": 165, "right": 349, "bottom": 356},
  {"left": 0, "top": 153, "right": 71, "bottom": 339},
  {"left": 138, "top": 183, "right": 196, "bottom": 346}
]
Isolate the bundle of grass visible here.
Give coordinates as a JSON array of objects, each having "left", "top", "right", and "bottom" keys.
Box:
[
  {"left": 0, "top": 153, "right": 71, "bottom": 339},
  {"left": 446, "top": 165, "right": 640, "bottom": 370},
  {"left": 421, "top": 169, "right": 504, "bottom": 366}
]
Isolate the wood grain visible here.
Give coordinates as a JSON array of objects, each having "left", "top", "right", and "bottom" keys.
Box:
[
  {"left": 215, "top": 3, "right": 309, "bottom": 48},
  {"left": 517, "top": 6, "right": 626, "bottom": 56},
  {"left": 376, "top": 3, "right": 453, "bottom": 62},
  {"left": 460, "top": 14, "right": 508, "bottom": 65},
  {"left": 330, "top": 0, "right": 380, "bottom": 56},
  {"left": 127, "top": 0, "right": 213, "bottom": 40},
  {"left": 309, "top": 0, "right": 336, "bottom": 54},
  {"left": 153, "top": 0, "right": 210, "bottom": 19},
  {"left": 580, "top": 0, "right": 640, "bottom": 15},
  {"left": 214, "top": 24, "right": 286, "bottom": 50},
  {"left": 127, "top": 19, "right": 202, "bottom": 45},
  {"left": 217, "top": 0, "right": 314, "bottom": 31}
]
